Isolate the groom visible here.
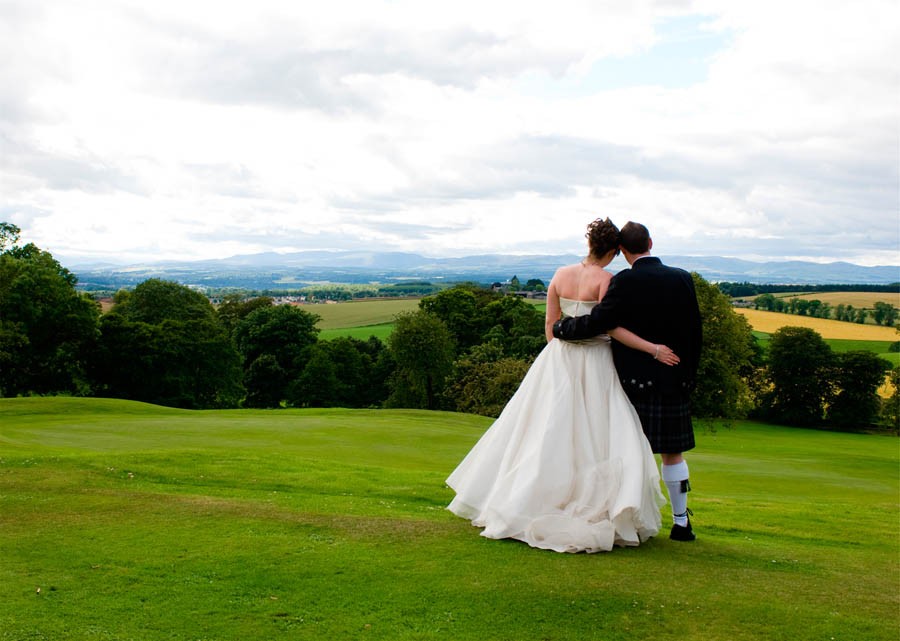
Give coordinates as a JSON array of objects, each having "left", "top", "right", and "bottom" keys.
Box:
[{"left": 553, "top": 221, "right": 702, "bottom": 541}]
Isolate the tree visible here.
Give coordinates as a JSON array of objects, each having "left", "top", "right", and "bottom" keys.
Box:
[
  {"left": 386, "top": 311, "right": 455, "bottom": 409},
  {"left": 763, "top": 327, "right": 835, "bottom": 426},
  {"left": 881, "top": 367, "right": 899, "bottom": 432},
  {"left": 243, "top": 354, "right": 288, "bottom": 408},
  {"left": 0, "top": 234, "right": 100, "bottom": 396},
  {"left": 828, "top": 351, "right": 891, "bottom": 430},
  {"left": 754, "top": 293, "right": 776, "bottom": 311},
  {"left": 0, "top": 222, "right": 20, "bottom": 252},
  {"left": 477, "top": 295, "right": 545, "bottom": 359},
  {"left": 115, "top": 278, "right": 216, "bottom": 324},
  {"left": 216, "top": 294, "right": 274, "bottom": 335},
  {"left": 233, "top": 304, "right": 320, "bottom": 407},
  {"left": 442, "top": 342, "right": 531, "bottom": 417},
  {"left": 871, "top": 302, "right": 898, "bottom": 327},
  {"left": 93, "top": 313, "right": 164, "bottom": 402},
  {"left": 94, "top": 280, "right": 243, "bottom": 408},
  {"left": 419, "top": 283, "right": 546, "bottom": 359},
  {"left": 288, "top": 337, "right": 390, "bottom": 408},
  {"left": 691, "top": 273, "right": 758, "bottom": 419},
  {"left": 419, "top": 286, "right": 484, "bottom": 353}
]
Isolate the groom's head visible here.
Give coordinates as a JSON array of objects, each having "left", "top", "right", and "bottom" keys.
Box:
[{"left": 619, "top": 222, "right": 652, "bottom": 256}]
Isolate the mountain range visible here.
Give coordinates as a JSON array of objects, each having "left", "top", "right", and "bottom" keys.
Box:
[{"left": 68, "top": 251, "right": 900, "bottom": 291}]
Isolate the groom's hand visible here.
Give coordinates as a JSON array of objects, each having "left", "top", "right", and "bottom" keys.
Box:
[{"left": 552, "top": 318, "right": 572, "bottom": 339}]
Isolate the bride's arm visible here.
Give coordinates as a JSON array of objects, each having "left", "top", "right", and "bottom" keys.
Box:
[
  {"left": 545, "top": 274, "right": 562, "bottom": 342},
  {"left": 607, "top": 327, "right": 680, "bottom": 366}
]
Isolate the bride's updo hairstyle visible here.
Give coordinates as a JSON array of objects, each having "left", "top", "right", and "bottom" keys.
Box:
[{"left": 585, "top": 217, "right": 620, "bottom": 261}]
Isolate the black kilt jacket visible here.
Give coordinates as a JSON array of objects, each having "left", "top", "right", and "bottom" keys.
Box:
[{"left": 554, "top": 256, "right": 702, "bottom": 398}]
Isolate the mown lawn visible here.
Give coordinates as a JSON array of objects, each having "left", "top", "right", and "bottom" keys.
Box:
[{"left": 1, "top": 398, "right": 897, "bottom": 640}]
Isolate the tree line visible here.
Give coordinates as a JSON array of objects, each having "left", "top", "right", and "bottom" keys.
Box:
[
  {"left": 1, "top": 223, "right": 896, "bottom": 431},
  {"left": 717, "top": 281, "right": 899, "bottom": 297},
  {"left": 750, "top": 293, "right": 897, "bottom": 326}
]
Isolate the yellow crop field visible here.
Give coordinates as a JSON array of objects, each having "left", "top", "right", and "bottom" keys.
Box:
[{"left": 735, "top": 308, "right": 899, "bottom": 340}]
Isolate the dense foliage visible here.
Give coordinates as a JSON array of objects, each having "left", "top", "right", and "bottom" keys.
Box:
[
  {"left": 289, "top": 337, "right": 391, "bottom": 408},
  {"left": 759, "top": 327, "right": 837, "bottom": 426},
  {"left": 442, "top": 343, "right": 532, "bottom": 417},
  {"left": 0, "top": 225, "right": 100, "bottom": 396},
  {"left": 1, "top": 222, "right": 895, "bottom": 431},
  {"left": 828, "top": 351, "right": 892, "bottom": 429},
  {"left": 717, "top": 281, "right": 899, "bottom": 296},
  {"left": 754, "top": 327, "right": 892, "bottom": 430},
  {"left": 94, "top": 279, "right": 243, "bottom": 408},
  {"left": 691, "top": 274, "right": 759, "bottom": 419},
  {"left": 386, "top": 311, "right": 456, "bottom": 410},
  {"left": 231, "top": 304, "right": 320, "bottom": 407}
]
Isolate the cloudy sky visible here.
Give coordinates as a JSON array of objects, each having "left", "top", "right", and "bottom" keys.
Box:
[{"left": 1, "top": 0, "right": 898, "bottom": 267}]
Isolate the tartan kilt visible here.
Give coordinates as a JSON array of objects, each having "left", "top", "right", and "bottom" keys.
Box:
[{"left": 627, "top": 391, "right": 695, "bottom": 454}]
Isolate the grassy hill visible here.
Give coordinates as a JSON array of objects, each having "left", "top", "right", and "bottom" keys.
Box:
[{"left": 1, "top": 398, "right": 897, "bottom": 640}]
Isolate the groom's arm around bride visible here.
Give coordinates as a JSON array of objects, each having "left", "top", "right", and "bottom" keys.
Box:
[{"left": 552, "top": 225, "right": 701, "bottom": 397}]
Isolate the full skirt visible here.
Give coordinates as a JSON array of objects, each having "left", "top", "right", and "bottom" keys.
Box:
[{"left": 446, "top": 337, "right": 666, "bottom": 553}]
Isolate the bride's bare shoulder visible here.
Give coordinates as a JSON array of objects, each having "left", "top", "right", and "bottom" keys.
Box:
[{"left": 551, "top": 263, "right": 581, "bottom": 281}]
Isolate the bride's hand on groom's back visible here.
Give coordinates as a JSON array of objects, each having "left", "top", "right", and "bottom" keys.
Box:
[{"left": 654, "top": 345, "right": 679, "bottom": 366}]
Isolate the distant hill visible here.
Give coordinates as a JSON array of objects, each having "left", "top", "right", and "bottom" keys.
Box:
[{"left": 68, "top": 251, "right": 900, "bottom": 291}]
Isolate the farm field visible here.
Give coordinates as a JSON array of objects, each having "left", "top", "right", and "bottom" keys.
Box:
[
  {"left": 319, "top": 322, "right": 394, "bottom": 342},
  {"left": 306, "top": 298, "right": 421, "bottom": 330},
  {"left": 735, "top": 308, "right": 898, "bottom": 340},
  {"left": 1, "top": 397, "right": 898, "bottom": 641}
]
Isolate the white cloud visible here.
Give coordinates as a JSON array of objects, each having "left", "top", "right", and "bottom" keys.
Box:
[{"left": 0, "top": 0, "right": 897, "bottom": 267}]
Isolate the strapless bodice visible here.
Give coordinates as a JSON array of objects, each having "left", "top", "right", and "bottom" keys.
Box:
[{"left": 559, "top": 297, "right": 599, "bottom": 318}]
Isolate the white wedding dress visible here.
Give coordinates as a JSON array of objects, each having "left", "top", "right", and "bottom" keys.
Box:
[{"left": 446, "top": 298, "right": 665, "bottom": 553}]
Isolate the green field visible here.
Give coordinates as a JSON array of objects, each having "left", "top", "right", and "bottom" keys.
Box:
[
  {"left": 310, "top": 299, "right": 421, "bottom": 329},
  {"left": 310, "top": 299, "right": 421, "bottom": 341},
  {"left": 1, "top": 398, "right": 897, "bottom": 640},
  {"left": 752, "top": 332, "right": 899, "bottom": 367},
  {"left": 319, "top": 322, "right": 395, "bottom": 342}
]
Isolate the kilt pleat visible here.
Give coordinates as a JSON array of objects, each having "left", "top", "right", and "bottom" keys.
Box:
[{"left": 627, "top": 393, "right": 695, "bottom": 454}]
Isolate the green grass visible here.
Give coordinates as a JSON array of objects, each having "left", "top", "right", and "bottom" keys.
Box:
[
  {"left": 311, "top": 299, "right": 421, "bottom": 330},
  {"left": 319, "top": 322, "right": 395, "bottom": 341},
  {"left": 752, "top": 332, "right": 899, "bottom": 366},
  {"left": 1, "top": 398, "right": 898, "bottom": 640}
]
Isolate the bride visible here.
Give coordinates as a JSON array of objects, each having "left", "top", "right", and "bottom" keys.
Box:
[{"left": 446, "top": 218, "right": 677, "bottom": 553}]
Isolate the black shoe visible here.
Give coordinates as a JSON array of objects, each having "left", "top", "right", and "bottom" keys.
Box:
[{"left": 670, "top": 511, "right": 695, "bottom": 542}]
